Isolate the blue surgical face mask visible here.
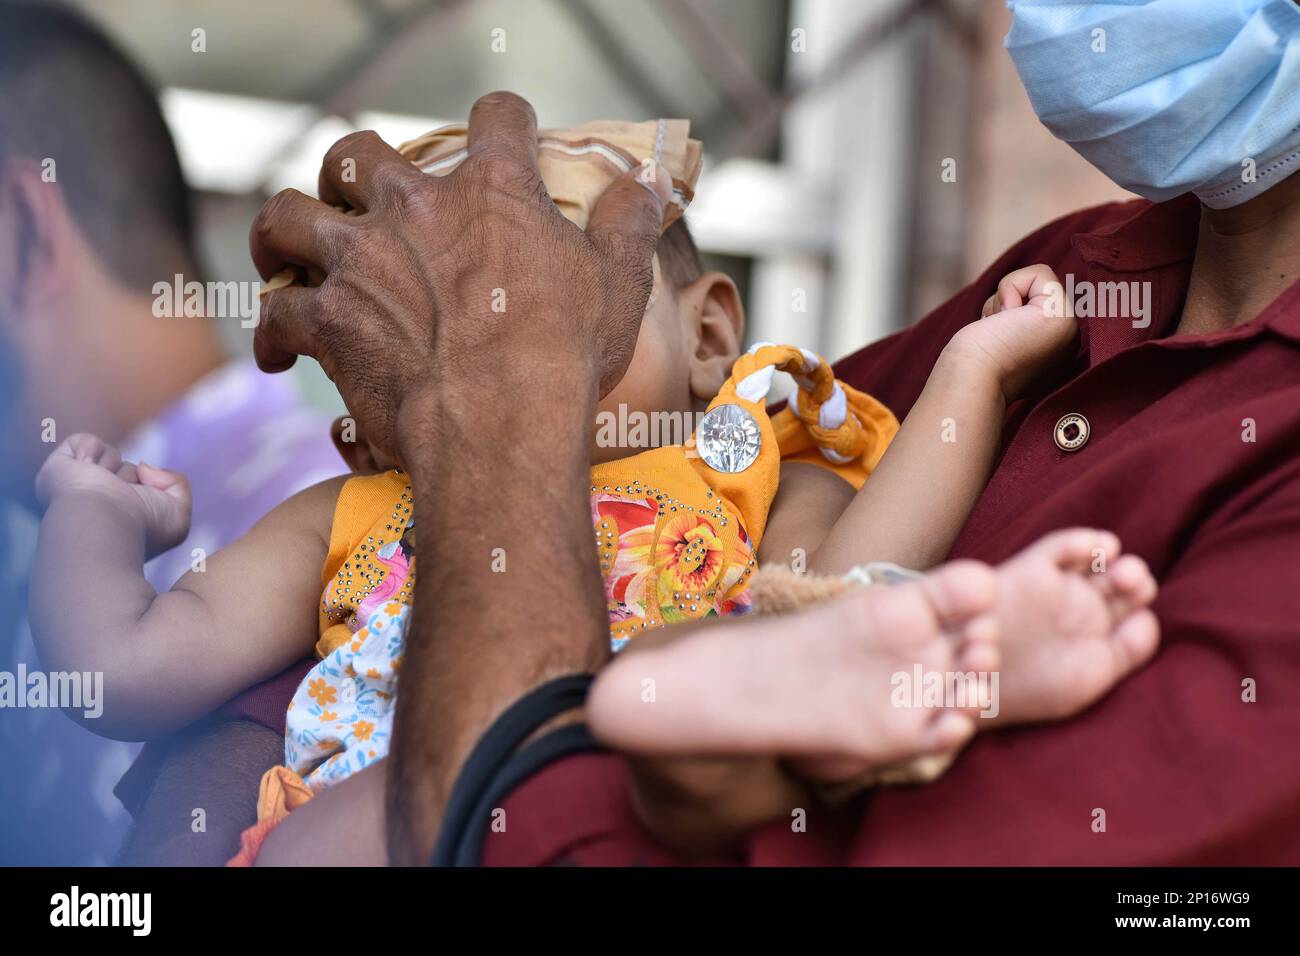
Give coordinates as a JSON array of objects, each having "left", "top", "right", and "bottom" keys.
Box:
[{"left": 1006, "top": 0, "right": 1300, "bottom": 207}]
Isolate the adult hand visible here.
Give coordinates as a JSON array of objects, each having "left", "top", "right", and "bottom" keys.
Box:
[{"left": 248, "top": 91, "right": 673, "bottom": 458}]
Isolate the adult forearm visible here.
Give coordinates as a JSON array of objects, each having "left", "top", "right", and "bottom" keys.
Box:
[{"left": 386, "top": 364, "right": 611, "bottom": 864}]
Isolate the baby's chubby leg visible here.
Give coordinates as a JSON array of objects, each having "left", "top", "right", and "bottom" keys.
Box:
[
  {"left": 589, "top": 528, "right": 1158, "bottom": 779},
  {"left": 588, "top": 559, "right": 1002, "bottom": 768}
]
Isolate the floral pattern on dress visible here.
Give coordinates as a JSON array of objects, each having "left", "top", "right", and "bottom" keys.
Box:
[
  {"left": 286, "top": 601, "right": 407, "bottom": 790},
  {"left": 291, "top": 477, "right": 759, "bottom": 790},
  {"left": 593, "top": 493, "right": 658, "bottom": 625}
]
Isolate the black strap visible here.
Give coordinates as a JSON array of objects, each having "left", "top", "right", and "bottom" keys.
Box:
[
  {"left": 429, "top": 673, "right": 597, "bottom": 866},
  {"left": 451, "top": 722, "right": 606, "bottom": 867}
]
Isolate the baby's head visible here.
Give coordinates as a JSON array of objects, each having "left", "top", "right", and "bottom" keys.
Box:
[
  {"left": 333, "top": 218, "right": 744, "bottom": 473},
  {"left": 327, "top": 117, "right": 740, "bottom": 472},
  {"left": 591, "top": 217, "right": 744, "bottom": 464}
]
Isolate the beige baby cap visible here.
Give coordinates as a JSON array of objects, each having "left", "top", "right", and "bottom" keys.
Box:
[{"left": 264, "top": 118, "right": 703, "bottom": 293}]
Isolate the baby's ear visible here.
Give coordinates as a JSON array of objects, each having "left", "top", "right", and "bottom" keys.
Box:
[
  {"left": 330, "top": 416, "right": 383, "bottom": 474},
  {"left": 681, "top": 271, "right": 745, "bottom": 402},
  {"left": 0, "top": 157, "right": 71, "bottom": 316}
]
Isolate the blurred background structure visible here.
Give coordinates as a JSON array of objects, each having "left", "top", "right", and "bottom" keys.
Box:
[{"left": 68, "top": 0, "right": 1132, "bottom": 411}]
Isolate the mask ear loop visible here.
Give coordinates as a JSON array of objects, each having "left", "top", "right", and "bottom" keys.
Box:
[{"left": 1198, "top": 142, "right": 1300, "bottom": 208}]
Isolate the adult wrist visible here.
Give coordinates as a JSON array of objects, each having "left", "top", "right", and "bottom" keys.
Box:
[{"left": 393, "top": 353, "right": 600, "bottom": 485}]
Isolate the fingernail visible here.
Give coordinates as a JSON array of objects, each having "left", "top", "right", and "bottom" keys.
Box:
[{"left": 636, "top": 162, "right": 674, "bottom": 206}]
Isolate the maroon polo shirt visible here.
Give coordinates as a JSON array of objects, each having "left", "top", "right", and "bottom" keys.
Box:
[{"left": 482, "top": 194, "right": 1300, "bottom": 865}]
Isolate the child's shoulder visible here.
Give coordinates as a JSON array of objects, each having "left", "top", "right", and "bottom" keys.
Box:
[
  {"left": 276, "top": 469, "right": 408, "bottom": 519},
  {"left": 265, "top": 470, "right": 411, "bottom": 552}
]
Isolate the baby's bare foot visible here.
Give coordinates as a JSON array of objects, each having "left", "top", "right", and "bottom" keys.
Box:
[
  {"left": 588, "top": 560, "right": 1001, "bottom": 773},
  {"left": 988, "top": 528, "right": 1160, "bottom": 727}
]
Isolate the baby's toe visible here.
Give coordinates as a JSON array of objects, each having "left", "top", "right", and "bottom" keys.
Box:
[
  {"left": 924, "top": 710, "right": 977, "bottom": 753},
  {"left": 863, "top": 695, "right": 975, "bottom": 768},
  {"left": 959, "top": 610, "right": 999, "bottom": 648},
  {"left": 916, "top": 560, "right": 999, "bottom": 629},
  {"left": 958, "top": 635, "right": 1000, "bottom": 676},
  {"left": 1110, "top": 608, "right": 1160, "bottom": 676},
  {"left": 1029, "top": 527, "right": 1120, "bottom": 572},
  {"left": 1093, "top": 553, "right": 1157, "bottom": 618},
  {"left": 1114, "top": 554, "right": 1157, "bottom": 605}
]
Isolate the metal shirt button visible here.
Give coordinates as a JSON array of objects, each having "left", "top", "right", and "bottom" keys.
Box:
[{"left": 1054, "top": 413, "right": 1090, "bottom": 452}]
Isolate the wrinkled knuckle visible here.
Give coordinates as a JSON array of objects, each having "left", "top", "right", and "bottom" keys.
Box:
[
  {"left": 376, "top": 169, "right": 428, "bottom": 217},
  {"left": 615, "top": 227, "right": 660, "bottom": 267},
  {"left": 256, "top": 290, "right": 280, "bottom": 329},
  {"left": 347, "top": 227, "right": 386, "bottom": 269},
  {"left": 629, "top": 255, "right": 655, "bottom": 292},
  {"left": 325, "top": 220, "right": 360, "bottom": 263},
  {"left": 253, "top": 189, "right": 295, "bottom": 236},
  {"left": 401, "top": 175, "right": 436, "bottom": 215},
  {"left": 315, "top": 280, "right": 348, "bottom": 326},
  {"left": 328, "top": 129, "right": 379, "bottom": 164},
  {"left": 473, "top": 153, "right": 538, "bottom": 194},
  {"left": 315, "top": 314, "right": 348, "bottom": 365}
]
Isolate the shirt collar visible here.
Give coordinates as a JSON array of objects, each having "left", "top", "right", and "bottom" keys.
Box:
[
  {"left": 1068, "top": 193, "right": 1300, "bottom": 360},
  {"left": 1070, "top": 194, "right": 1201, "bottom": 274}
]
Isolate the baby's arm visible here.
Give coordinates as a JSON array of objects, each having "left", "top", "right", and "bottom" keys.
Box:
[
  {"left": 30, "top": 433, "right": 344, "bottom": 740},
  {"left": 765, "top": 265, "right": 1075, "bottom": 573}
]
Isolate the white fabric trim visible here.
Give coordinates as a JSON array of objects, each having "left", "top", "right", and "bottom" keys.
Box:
[
  {"left": 819, "top": 383, "right": 848, "bottom": 429},
  {"left": 419, "top": 148, "right": 467, "bottom": 174},
  {"left": 819, "top": 446, "right": 855, "bottom": 465},
  {"left": 736, "top": 365, "right": 776, "bottom": 403},
  {"left": 419, "top": 138, "right": 690, "bottom": 209}
]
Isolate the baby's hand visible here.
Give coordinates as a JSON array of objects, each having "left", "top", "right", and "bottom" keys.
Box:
[
  {"left": 35, "top": 434, "right": 192, "bottom": 559},
  {"left": 978, "top": 263, "right": 1072, "bottom": 321},
  {"left": 945, "top": 264, "right": 1078, "bottom": 402}
]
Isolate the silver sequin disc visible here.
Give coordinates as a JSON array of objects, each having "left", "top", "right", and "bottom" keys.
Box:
[{"left": 695, "top": 403, "right": 761, "bottom": 473}]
